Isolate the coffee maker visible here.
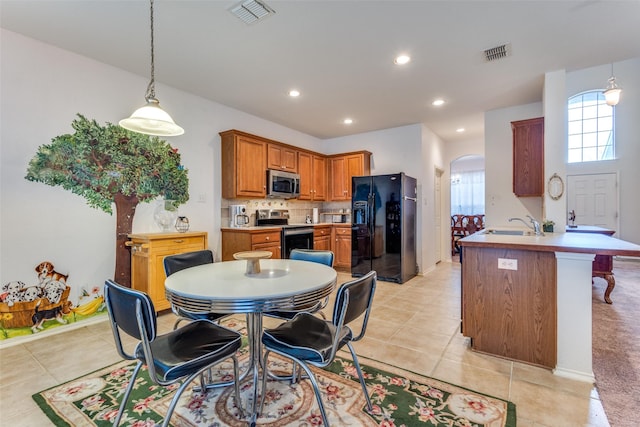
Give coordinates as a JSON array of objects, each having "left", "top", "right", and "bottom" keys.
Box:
[{"left": 229, "top": 204, "right": 249, "bottom": 227}]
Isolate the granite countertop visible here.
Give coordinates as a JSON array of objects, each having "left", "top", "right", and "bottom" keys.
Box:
[
  {"left": 459, "top": 229, "right": 640, "bottom": 257},
  {"left": 220, "top": 222, "right": 339, "bottom": 231}
]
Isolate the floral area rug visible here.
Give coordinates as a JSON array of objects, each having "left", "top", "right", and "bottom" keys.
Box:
[{"left": 33, "top": 348, "right": 515, "bottom": 427}]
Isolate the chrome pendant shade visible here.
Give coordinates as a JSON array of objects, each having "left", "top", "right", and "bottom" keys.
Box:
[
  {"left": 603, "top": 64, "right": 622, "bottom": 107},
  {"left": 120, "top": 0, "right": 184, "bottom": 136}
]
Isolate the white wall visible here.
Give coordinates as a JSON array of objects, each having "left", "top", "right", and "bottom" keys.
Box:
[
  {"left": 323, "top": 124, "right": 446, "bottom": 274},
  {"left": 565, "top": 58, "right": 640, "bottom": 244},
  {"left": 543, "top": 69, "right": 568, "bottom": 229},
  {"left": 482, "top": 58, "right": 640, "bottom": 245},
  {"left": 0, "top": 29, "right": 324, "bottom": 299},
  {"left": 484, "top": 102, "right": 544, "bottom": 228}
]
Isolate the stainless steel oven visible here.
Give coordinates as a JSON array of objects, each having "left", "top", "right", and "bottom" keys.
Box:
[
  {"left": 281, "top": 225, "right": 314, "bottom": 259},
  {"left": 255, "top": 209, "right": 314, "bottom": 258}
]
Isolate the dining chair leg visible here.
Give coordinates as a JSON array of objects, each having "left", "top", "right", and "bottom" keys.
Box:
[
  {"left": 113, "top": 361, "right": 143, "bottom": 427},
  {"left": 347, "top": 342, "right": 373, "bottom": 412},
  {"left": 294, "top": 359, "right": 330, "bottom": 426},
  {"left": 259, "top": 350, "right": 330, "bottom": 426},
  {"left": 161, "top": 371, "right": 201, "bottom": 427},
  {"left": 231, "top": 355, "right": 245, "bottom": 418}
]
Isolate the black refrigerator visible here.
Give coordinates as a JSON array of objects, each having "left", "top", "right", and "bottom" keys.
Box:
[{"left": 351, "top": 173, "right": 417, "bottom": 283}]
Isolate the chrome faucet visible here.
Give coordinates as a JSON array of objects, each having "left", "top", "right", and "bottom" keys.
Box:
[{"left": 508, "top": 215, "right": 543, "bottom": 235}]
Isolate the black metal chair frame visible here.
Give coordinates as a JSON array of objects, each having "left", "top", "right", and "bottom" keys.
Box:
[
  {"left": 259, "top": 270, "right": 377, "bottom": 426},
  {"left": 104, "top": 279, "right": 244, "bottom": 427},
  {"left": 264, "top": 249, "right": 334, "bottom": 321},
  {"left": 163, "top": 249, "right": 229, "bottom": 329}
]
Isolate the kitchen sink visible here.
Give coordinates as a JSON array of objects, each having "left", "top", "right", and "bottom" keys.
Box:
[{"left": 483, "top": 229, "right": 537, "bottom": 236}]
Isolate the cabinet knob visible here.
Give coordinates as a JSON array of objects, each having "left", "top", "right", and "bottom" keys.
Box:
[{"left": 265, "top": 236, "right": 270, "bottom": 240}]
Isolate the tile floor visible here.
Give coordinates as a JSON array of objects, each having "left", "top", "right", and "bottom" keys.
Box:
[{"left": 0, "top": 260, "right": 610, "bottom": 426}]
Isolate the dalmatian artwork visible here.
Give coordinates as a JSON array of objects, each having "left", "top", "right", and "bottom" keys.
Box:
[
  {"left": 0, "top": 261, "right": 74, "bottom": 334},
  {"left": 0, "top": 281, "right": 26, "bottom": 307}
]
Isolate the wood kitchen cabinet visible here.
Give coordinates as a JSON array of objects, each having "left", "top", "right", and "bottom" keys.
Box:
[
  {"left": 461, "top": 246, "right": 556, "bottom": 368},
  {"left": 329, "top": 151, "right": 372, "bottom": 201},
  {"left": 298, "top": 151, "right": 327, "bottom": 201},
  {"left": 221, "top": 228, "right": 281, "bottom": 261},
  {"left": 267, "top": 143, "right": 298, "bottom": 172},
  {"left": 128, "top": 231, "right": 208, "bottom": 312},
  {"left": 511, "top": 117, "right": 544, "bottom": 197},
  {"left": 333, "top": 225, "right": 352, "bottom": 270},
  {"left": 313, "top": 225, "right": 332, "bottom": 251},
  {"left": 220, "top": 130, "right": 268, "bottom": 199}
]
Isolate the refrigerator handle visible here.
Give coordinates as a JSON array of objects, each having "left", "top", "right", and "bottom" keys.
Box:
[{"left": 368, "top": 193, "right": 375, "bottom": 234}]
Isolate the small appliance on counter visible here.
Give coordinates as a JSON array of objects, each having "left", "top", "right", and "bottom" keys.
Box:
[{"left": 229, "top": 204, "right": 249, "bottom": 228}]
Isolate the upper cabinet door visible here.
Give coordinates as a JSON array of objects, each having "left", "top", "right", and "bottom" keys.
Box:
[
  {"left": 329, "top": 152, "right": 371, "bottom": 201},
  {"left": 330, "top": 156, "right": 348, "bottom": 200},
  {"left": 512, "top": 117, "right": 544, "bottom": 197},
  {"left": 267, "top": 143, "right": 298, "bottom": 172},
  {"left": 220, "top": 130, "right": 267, "bottom": 199},
  {"left": 298, "top": 151, "right": 312, "bottom": 200},
  {"left": 298, "top": 151, "right": 327, "bottom": 201},
  {"left": 312, "top": 155, "right": 327, "bottom": 201}
]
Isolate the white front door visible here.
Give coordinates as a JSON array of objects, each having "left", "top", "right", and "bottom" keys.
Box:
[{"left": 566, "top": 173, "right": 618, "bottom": 233}]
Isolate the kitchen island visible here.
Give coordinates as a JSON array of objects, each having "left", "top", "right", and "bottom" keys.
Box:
[{"left": 459, "top": 230, "right": 640, "bottom": 382}]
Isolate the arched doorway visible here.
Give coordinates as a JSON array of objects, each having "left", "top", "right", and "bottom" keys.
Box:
[{"left": 450, "top": 155, "right": 485, "bottom": 256}]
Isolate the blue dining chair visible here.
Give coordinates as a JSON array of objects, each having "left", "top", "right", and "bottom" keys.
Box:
[
  {"left": 104, "top": 279, "right": 244, "bottom": 427},
  {"left": 163, "top": 250, "right": 229, "bottom": 329},
  {"left": 264, "top": 249, "right": 334, "bottom": 320},
  {"left": 259, "top": 270, "right": 377, "bottom": 426}
]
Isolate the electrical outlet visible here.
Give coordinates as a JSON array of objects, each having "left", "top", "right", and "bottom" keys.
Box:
[
  {"left": 197, "top": 193, "right": 206, "bottom": 203},
  {"left": 498, "top": 258, "right": 518, "bottom": 270}
]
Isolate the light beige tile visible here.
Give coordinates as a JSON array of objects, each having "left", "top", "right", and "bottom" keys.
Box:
[
  {"left": 509, "top": 378, "right": 597, "bottom": 426},
  {"left": 431, "top": 357, "right": 511, "bottom": 400}
]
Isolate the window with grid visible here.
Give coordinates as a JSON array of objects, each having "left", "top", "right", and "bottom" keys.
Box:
[{"left": 568, "top": 91, "right": 615, "bottom": 163}]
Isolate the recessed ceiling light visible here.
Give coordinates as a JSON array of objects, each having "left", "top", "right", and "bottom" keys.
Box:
[
  {"left": 288, "top": 89, "right": 300, "bottom": 97},
  {"left": 394, "top": 55, "right": 411, "bottom": 65},
  {"left": 432, "top": 99, "right": 445, "bottom": 106},
  {"left": 456, "top": 127, "right": 466, "bottom": 133},
  {"left": 343, "top": 118, "right": 353, "bottom": 125}
]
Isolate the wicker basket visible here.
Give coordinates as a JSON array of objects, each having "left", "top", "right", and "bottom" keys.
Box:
[{"left": 0, "top": 287, "right": 71, "bottom": 329}]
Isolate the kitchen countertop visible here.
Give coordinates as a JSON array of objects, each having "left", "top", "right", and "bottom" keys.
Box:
[
  {"left": 459, "top": 229, "right": 640, "bottom": 257},
  {"left": 220, "top": 223, "right": 344, "bottom": 231}
]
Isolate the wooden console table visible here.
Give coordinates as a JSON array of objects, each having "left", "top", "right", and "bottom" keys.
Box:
[{"left": 566, "top": 225, "right": 615, "bottom": 304}]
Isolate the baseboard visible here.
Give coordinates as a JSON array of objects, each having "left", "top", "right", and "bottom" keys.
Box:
[
  {"left": 553, "top": 366, "right": 595, "bottom": 383},
  {"left": 0, "top": 314, "right": 108, "bottom": 349}
]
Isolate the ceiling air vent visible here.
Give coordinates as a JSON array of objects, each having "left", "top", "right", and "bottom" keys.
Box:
[
  {"left": 230, "top": 0, "right": 275, "bottom": 25},
  {"left": 484, "top": 43, "right": 511, "bottom": 62}
]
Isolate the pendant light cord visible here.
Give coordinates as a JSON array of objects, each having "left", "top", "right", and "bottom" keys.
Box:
[{"left": 145, "top": 0, "right": 156, "bottom": 102}]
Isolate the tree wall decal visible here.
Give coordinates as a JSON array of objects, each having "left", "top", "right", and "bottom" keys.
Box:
[{"left": 25, "top": 114, "right": 189, "bottom": 287}]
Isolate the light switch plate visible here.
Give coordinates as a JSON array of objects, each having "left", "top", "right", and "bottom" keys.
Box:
[{"left": 498, "top": 258, "right": 518, "bottom": 270}]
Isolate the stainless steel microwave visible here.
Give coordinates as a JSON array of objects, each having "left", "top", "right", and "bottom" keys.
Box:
[{"left": 267, "top": 169, "right": 300, "bottom": 199}]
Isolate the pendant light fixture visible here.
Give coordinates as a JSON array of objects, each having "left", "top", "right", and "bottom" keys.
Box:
[
  {"left": 120, "top": 0, "right": 184, "bottom": 136},
  {"left": 603, "top": 63, "right": 622, "bottom": 107}
]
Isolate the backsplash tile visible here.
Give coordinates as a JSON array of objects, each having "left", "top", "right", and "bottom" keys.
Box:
[{"left": 222, "top": 199, "right": 351, "bottom": 226}]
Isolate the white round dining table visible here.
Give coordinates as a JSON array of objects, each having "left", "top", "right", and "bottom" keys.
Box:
[{"left": 164, "top": 258, "right": 337, "bottom": 425}]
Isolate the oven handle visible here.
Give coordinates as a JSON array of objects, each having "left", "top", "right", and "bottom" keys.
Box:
[{"left": 282, "top": 227, "right": 314, "bottom": 236}]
